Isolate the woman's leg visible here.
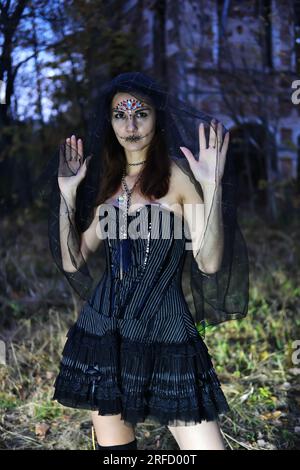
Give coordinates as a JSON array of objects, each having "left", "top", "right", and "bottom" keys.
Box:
[
  {"left": 167, "top": 419, "right": 226, "bottom": 450},
  {"left": 91, "top": 411, "right": 136, "bottom": 446}
]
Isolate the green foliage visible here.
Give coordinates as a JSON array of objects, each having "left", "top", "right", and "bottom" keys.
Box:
[
  {"left": 248, "top": 386, "right": 277, "bottom": 408},
  {"left": 34, "top": 401, "right": 64, "bottom": 421},
  {"left": 0, "top": 391, "right": 22, "bottom": 410},
  {"left": 0, "top": 200, "right": 300, "bottom": 449}
]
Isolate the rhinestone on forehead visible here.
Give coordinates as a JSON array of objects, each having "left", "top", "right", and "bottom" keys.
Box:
[{"left": 114, "top": 98, "right": 145, "bottom": 113}]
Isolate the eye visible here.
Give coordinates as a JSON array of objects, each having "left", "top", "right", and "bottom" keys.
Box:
[
  {"left": 113, "top": 112, "right": 125, "bottom": 119},
  {"left": 136, "top": 112, "right": 148, "bottom": 118}
]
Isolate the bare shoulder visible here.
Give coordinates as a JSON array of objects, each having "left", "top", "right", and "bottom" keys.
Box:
[{"left": 170, "top": 160, "right": 203, "bottom": 205}]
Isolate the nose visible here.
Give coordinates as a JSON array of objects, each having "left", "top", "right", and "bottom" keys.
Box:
[{"left": 126, "top": 115, "right": 138, "bottom": 132}]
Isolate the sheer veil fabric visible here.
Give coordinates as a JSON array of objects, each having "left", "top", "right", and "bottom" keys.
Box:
[{"left": 35, "top": 71, "right": 249, "bottom": 337}]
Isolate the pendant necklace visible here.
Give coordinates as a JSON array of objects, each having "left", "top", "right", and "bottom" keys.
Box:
[
  {"left": 111, "top": 159, "right": 152, "bottom": 317},
  {"left": 116, "top": 160, "right": 146, "bottom": 280}
]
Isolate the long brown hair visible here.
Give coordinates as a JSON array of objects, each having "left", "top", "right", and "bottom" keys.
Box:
[{"left": 94, "top": 93, "right": 171, "bottom": 207}]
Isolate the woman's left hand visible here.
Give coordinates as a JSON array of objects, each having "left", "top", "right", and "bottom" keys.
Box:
[{"left": 179, "top": 119, "right": 229, "bottom": 186}]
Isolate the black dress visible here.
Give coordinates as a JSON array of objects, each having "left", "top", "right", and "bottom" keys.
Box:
[{"left": 52, "top": 203, "right": 230, "bottom": 427}]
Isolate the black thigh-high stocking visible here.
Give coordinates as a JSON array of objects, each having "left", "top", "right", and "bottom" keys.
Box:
[{"left": 96, "top": 438, "right": 137, "bottom": 450}]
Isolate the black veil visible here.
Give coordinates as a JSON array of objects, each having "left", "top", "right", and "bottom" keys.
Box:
[{"left": 34, "top": 71, "right": 249, "bottom": 338}]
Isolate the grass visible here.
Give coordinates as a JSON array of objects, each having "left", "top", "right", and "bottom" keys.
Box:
[{"left": 0, "top": 204, "right": 299, "bottom": 450}]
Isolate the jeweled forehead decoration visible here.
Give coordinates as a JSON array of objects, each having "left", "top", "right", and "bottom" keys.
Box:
[{"left": 113, "top": 98, "right": 145, "bottom": 116}]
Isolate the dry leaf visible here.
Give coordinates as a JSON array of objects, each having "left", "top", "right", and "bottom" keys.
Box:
[
  {"left": 260, "top": 410, "right": 282, "bottom": 421},
  {"left": 35, "top": 422, "right": 50, "bottom": 439}
]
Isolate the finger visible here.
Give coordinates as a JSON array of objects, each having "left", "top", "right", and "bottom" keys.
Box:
[
  {"left": 77, "top": 138, "right": 83, "bottom": 160},
  {"left": 71, "top": 134, "right": 77, "bottom": 160},
  {"left": 66, "top": 137, "right": 71, "bottom": 161},
  {"left": 59, "top": 142, "right": 65, "bottom": 174},
  {"left": 208, "top": 119, "right": 217, "bottom": 148},
  {"left": 199, "top": 123, "right": 206, "bottom": 150},
  {"left": 216, "top": 122, "right": 223, "bottom": 151},
  {"left": 180, "top": 146, "right": 195, "bottom": 165},
  {"left": 78, "top": 155, "right": 91, "bottom": 178},
  {"left": 220, "top": 131, "right": 230, "bottom": 157},
  {"left": 85, "top": 155, "right": 92, "bottom": 168}
]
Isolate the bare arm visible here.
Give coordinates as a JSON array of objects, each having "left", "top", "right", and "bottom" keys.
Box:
[
  {"left": 176, "top": 120, "right": 227, "bottom": 274},
  {"left": 195, "top": 182, "right": 223, "bottom": 274},
  {"left": 58, "top": 134, "right": 97, "bottom": 272},
  {"left": 59, "top": 191, "right": 103, "bottom": 272},
  {"left": 59, "top": 191, "right": 77, "bottom": 272},
  {"left": 175, "top": 164, "right": 223, "bottom": 274}
]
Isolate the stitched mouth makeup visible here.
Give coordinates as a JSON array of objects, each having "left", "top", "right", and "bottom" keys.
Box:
[
  {"left": 123, "top": 135, "right": 142, "bottom": 142},
  {"left": 119, "top": 130, "right": 154, "bottom": 142}
]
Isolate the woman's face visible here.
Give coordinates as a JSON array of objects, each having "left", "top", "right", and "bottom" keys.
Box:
[{"left": 110, "top": 92, "right": 156, "bottom": 152}]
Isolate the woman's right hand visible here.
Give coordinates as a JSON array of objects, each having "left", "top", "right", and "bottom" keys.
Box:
[{"left": 58, "top": 134, "right": 92, "bottom": 196}]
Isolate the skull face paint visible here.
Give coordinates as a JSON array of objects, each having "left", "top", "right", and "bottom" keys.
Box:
[{"left": 111, "top": 92, "right": 156, "bottom": 147}]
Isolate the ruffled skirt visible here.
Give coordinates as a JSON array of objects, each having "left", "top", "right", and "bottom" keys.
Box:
[{"left": 52, "top": 322, "right": 230, "bottom": 427}]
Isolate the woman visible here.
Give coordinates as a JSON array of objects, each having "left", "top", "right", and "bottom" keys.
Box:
[{"left": 40, "top": 72, "right": 249, "bottom": 450}]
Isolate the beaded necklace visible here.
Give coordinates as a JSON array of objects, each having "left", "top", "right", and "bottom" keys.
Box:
[{"left": 115, "top": 161, "right": 151, "bottom": 280}]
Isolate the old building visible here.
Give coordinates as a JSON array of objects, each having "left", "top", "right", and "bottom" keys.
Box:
[{"left": 111, "top": 0, "right": 300, "bottom": 208}]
